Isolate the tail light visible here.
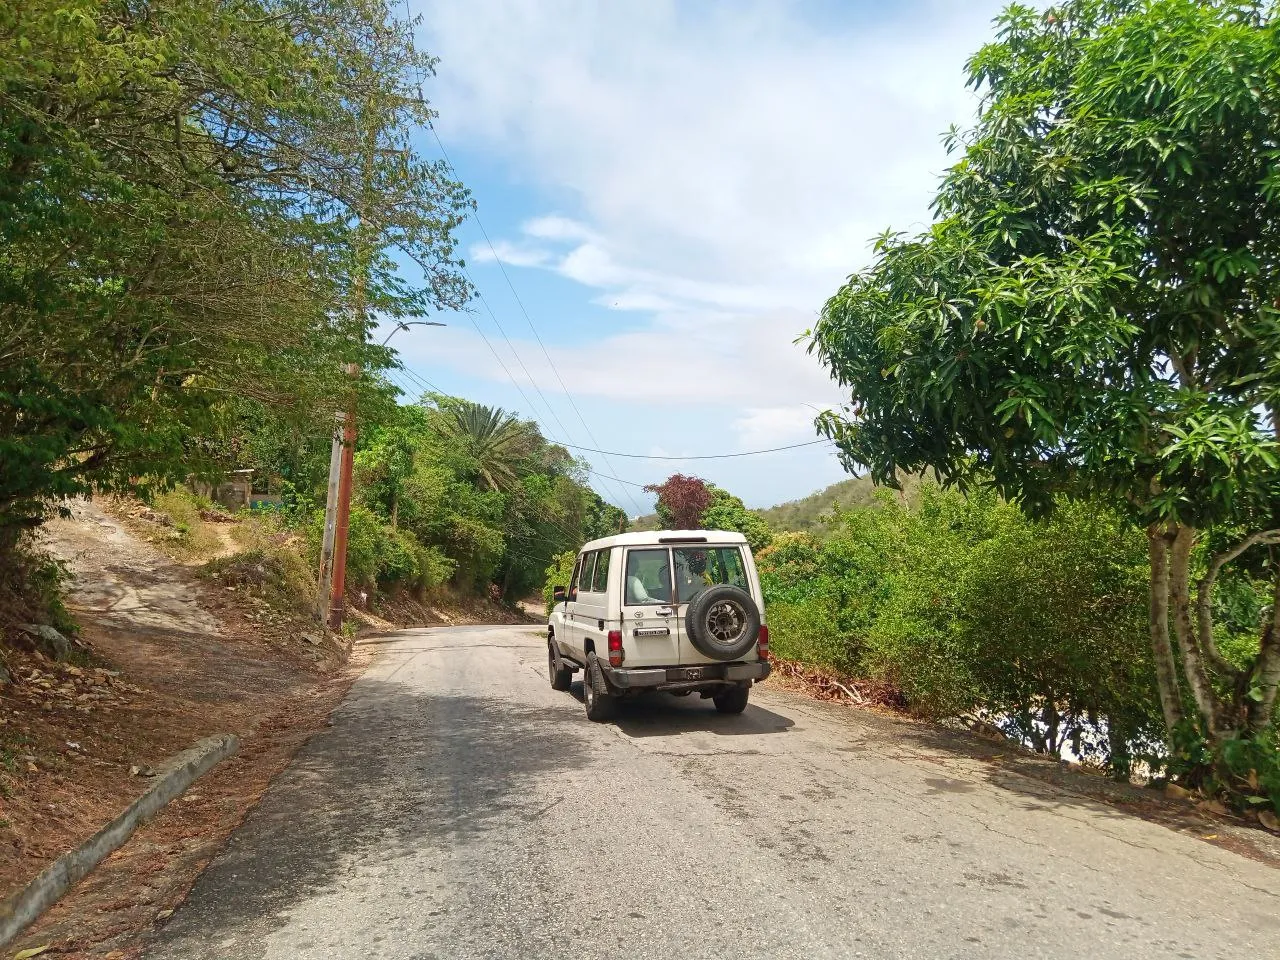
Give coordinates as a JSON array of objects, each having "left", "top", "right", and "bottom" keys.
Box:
[
  {"left": 757, "top": 624, "right": 770, "bottom": 662},
  {"left": 607, "top": 630, "right": 624, "bottom": 667}
]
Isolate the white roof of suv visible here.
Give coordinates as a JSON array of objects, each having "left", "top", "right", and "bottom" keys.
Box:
[{"left": 580, "top": 530, "right": 749, "bottom": 552}]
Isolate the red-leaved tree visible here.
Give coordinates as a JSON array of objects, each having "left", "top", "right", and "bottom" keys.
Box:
[{"left": 644, "top": 474, "right": 711, "bottom": 529}]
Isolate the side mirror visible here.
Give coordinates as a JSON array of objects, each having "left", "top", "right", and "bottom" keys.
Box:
[{"left": 552, "top": 586, "right": 567, "bottom": 603}]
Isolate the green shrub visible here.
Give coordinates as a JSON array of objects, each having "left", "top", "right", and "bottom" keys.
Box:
[
  {"left": 305, "top": 506, "right": 456, "bottom": 597},
  {"left": 765, "top": 599, "right": 861, "bottom": 674},
  {"left": 151, "top": 486, "right": 223, "bottom": 557},
  {"left": 543, "top": 550, "right": 576, "bottom": 614},
  {"left": 0, "top": 539, "right": 78, "bottom": 639},
  {"left": 202, "top": 546, "right": 317, "bottom": 613},
  {"left": 757, "top": 482, "right": 1166, "bottom": 772},
  {"left": 413, "top": 543, "right": 456, "bottom": 592}
]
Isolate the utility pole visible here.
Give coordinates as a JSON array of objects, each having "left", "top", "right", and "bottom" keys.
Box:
[
  {"left": 315, "top": 411, "right": 346, "bottom": 622},
  {"left": 316, "top": 113, "right": 445, "bottom": 631},
  {"left": 322, "top": 116, "right": 377, "bottom": 634},
  {"left": 327, "top": 364, "right": 360, "bottom": 631}
]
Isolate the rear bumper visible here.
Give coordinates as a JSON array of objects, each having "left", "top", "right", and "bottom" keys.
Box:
[{"left": 603, "top": 660, "right": 772, "bottom": 690}]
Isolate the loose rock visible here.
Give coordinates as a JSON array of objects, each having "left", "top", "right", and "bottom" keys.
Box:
[{"left": 18, "top": 623, "right": 72, "bottom": 661}]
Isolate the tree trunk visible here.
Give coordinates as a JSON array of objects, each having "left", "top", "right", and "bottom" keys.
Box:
[
  {"left": 1106, "top": 720, "right": 1132, "bottom": 781},
  {"left": 1246, "top": 575, "right": 1280, "bottom": 733},
  {"left": 1043, "top": 699, "right": 1061, "bottom": 757},
  {"left": 1147, "top": 528, "right": 1185, "bottom": 735},
  {"left": 1168, "top": 524, "right": 1227, "bottom": 738}
]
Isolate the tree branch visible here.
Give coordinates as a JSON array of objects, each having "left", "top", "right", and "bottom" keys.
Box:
[{"left": 1195, "top": 528, "right": 1280, "bottom": 678}]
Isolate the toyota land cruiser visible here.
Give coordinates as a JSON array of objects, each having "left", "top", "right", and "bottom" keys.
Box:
[{"left": 546, "top": 531, "right": 771, "bottom": 721}]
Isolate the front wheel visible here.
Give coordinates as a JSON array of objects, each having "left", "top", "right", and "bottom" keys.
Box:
[
  {"left": 584, "top": 653, "right": 617, "bottom": 722},
  {"left": 549, "top": 639, "right": 572, "bottom": 691},
  {"left": 713, "top": 684, "right": 750, "bottom": 714}
]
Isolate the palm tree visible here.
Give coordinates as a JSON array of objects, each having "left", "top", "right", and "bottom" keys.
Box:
[{"left": 437, "top": 400, "right": 536, "bottom": 493}]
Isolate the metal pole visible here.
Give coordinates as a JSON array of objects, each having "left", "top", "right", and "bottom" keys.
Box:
[
  {"left": 315, "top": 411, "right": 345, "bottom": 622},
  {"left": 328, "top": 365, "right": 359, "bottom": 631}
]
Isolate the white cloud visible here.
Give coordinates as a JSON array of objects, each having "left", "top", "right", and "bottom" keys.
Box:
[
  {"left": 468, "top": 239, "right": 551, "bottom": 268},
  {"left": 523, "top": 215, "right": 598, "bottom": 243},
  {"left": 731, "top": 404, "right": 834, "bottom": 450},
  {"left": 423, "top": 0, "right": 1002, "bottom": 309},
  {"left": 419, "top": 304, "right": 838, "bottom": 410},
  {"left": 411, "top": 0, "right": 1007, "bottom": 502}
]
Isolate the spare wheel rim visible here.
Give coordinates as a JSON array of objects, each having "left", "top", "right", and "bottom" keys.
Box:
[{"left": 704, "top": 600, "right": 747, "bottom": 647}]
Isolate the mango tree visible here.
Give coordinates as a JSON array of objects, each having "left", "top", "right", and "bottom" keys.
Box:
[{"left": 811, "top": 0, "right": 1280, "bottom": 755}]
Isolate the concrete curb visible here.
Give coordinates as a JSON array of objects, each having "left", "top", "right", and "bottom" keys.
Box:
[{"left": 0, "top": 733, "right": 239, "bottom": 950}]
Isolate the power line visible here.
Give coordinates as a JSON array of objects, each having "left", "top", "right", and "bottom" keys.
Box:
[
  {"left": 383, "top": 367, "right": 420, "bottom": 395},
  {"left": 396, "top": 364, "right": 443, "bottom": 397},
  {"left": 557, "top": 438, "right": 835, "bottom": 460},
  {"left": 583, "top": 466, "right": 650, "bottom": 490},
  {"left": 395, "top": 5, "right": 648, "bottom": 517},
  {"left": 457, "top": 262, "right": 648, "bottom": 517},
  {"left": 391, "top": 363, "right": 607, "bottom": 547},
  {"left": 424, "top": 121, "right": 648, "bottom": 519},
  {"left": 462, "top": 265, "right": 578, "bottom": 440}
]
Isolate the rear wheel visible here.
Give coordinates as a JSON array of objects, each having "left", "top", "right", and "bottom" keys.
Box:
[
  {"left": 548, "top": 639, "right": 572, "bottom": 691},
  {"left": 583, "top": 653, "right": 617, "bottom": 722},
  {"left": 713, "top": 683, "right": 750, "bottom": 714}
]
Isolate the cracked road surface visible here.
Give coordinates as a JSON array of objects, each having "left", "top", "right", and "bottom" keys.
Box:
[{"left": 146, "top": 625, "right": 1278, "bottom": 960}]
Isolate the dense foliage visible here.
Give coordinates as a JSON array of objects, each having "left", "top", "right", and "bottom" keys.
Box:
[
  {"left": 759, "top": 486, "right": 1166, "bottom": 777},
  {"left": 643, "top": 473, "right": 774, "bottom": 549},
  {"left": 243, "top": 395, "right": 627, "bottom": 602},
  {"left": 810, "top": 0, "right": 1280, "bottom": 760},
  {"left": 0, "top": 0, "right": 470, "bottom": 544},
  {"left": 644, "top": 475, "right": 712, "bottom": 530}
]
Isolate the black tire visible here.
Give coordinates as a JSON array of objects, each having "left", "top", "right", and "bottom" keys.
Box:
[
  {"left": 548, "top": 638, "right": 572, "bottom": 691},
  {"left": 714, "top": 683, "right": 750, "bottom": 714},
  {"left": 685, "top": 585, "right": 761, "bottom": 662},
  {"left": 583, "top": 653, "right": 617, "bottom": 722}
]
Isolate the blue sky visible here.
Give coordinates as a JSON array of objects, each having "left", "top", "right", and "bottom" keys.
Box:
[{"left": 385, "top": 0, "right": 1010, "bottom": 515}]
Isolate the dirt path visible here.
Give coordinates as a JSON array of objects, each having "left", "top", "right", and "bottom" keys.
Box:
[
  {"left": 2, "top": 501, "right": 364, "bottom": 958},
  {"left": 46, "top": 500, "right": 223, "bottom": 637}
]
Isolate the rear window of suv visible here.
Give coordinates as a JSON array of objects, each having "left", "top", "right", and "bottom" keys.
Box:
[{"left": 673, "top": 546, "right": 748, "bottom": 602}]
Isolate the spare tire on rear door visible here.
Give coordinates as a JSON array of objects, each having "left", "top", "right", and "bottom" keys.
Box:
[{"left": 685, "top": 585, "right": 761, "bottom": 662}]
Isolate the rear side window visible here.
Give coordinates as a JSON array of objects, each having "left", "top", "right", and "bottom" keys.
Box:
[
  {"left": 591, "top": 548, "right": 611, "bottom": 593},
  {"left": 624, "top": 549, "right": 672, "bottom": 605},
  {"left": 577, "top": 552, "right": 597, "bottom": 596},
  {"left": 570, "top": 554, "right": 587, "bottom": 599}
]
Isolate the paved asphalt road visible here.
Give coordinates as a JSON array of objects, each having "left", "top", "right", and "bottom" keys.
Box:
[{"left": 147, "top": 625, "right": 1279, "bottom": 960}]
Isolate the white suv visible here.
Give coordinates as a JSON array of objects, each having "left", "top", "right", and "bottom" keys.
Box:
[{"left": 546, "top": 530, "right": 771, "bottom": 721}]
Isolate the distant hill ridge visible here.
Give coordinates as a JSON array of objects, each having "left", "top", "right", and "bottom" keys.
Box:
[{"left": 631, "top": 473, "right": 925, "bottom": 535}]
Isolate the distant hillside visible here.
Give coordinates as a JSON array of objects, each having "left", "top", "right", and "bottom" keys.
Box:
[
  {"left": 630, "top": 512, "right": 660, "bottom": 532},
  {"left": 629, "top": 473, "right": 927, "bottom": 536},
  {"left": 760, "top": 472, "right": 932, "bottom": 534},
  {"left": 756, "top": 476, "right": 877, "bottom": 533}
]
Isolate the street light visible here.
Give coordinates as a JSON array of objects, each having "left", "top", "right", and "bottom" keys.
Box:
[{"left": 380, "top": 319, "right": 446, "bottom": 346}]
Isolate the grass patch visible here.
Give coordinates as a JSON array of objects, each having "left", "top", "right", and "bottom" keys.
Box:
[
  {"left": 202, "top": 544, "right": 317, "bottom": 615},
  {"left": 150, "top": 486, "right": 225, "bottom": 559},
  {"left": 0, "top": 729, "right": 33, "bottom": 774}
]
